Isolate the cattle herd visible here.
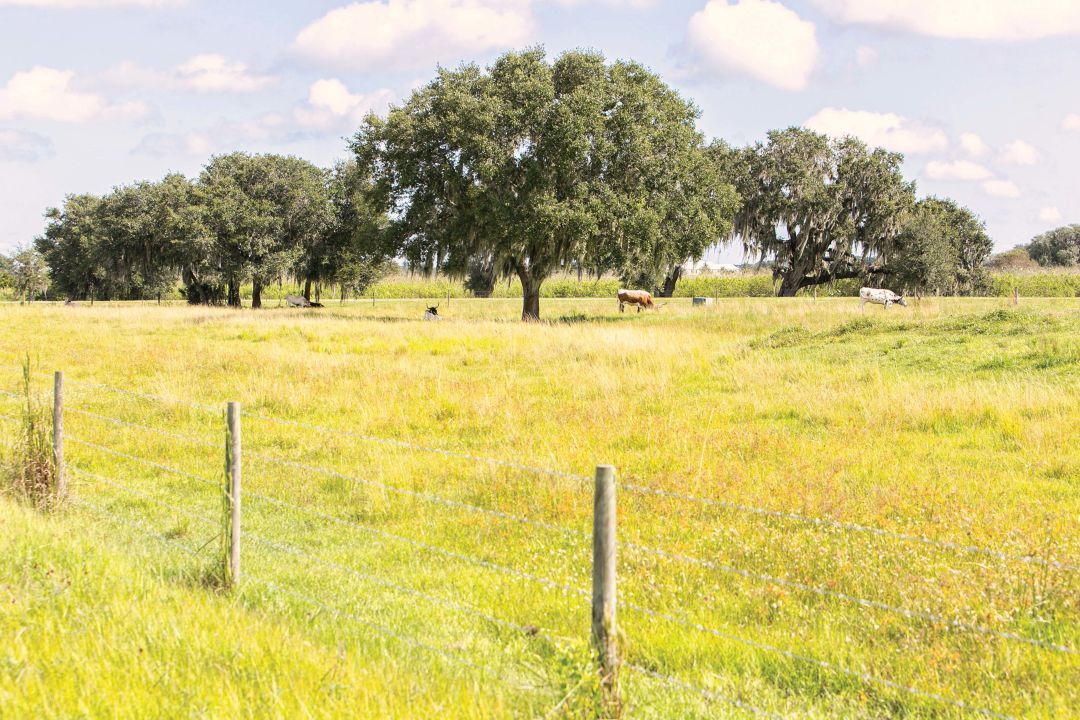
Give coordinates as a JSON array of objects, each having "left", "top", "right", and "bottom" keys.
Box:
[{"left": 280, "top": 286, "right": 909, "bottom": 318}]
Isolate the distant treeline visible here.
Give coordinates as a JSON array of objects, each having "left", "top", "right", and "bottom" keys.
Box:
[{"left": 2, "top": 49, "right": 1022, "bottom": 317}]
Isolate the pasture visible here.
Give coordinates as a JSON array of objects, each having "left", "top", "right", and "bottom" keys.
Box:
[{"left": 1, "top": 297, "right": 1078, "bottom": 719}]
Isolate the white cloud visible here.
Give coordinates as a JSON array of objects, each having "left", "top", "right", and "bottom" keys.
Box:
[
  {"left": 106, "top": 55, "right": 275, "bottom": 94},
  {"left": 294, "top": 78, "right": 396, "bottom": 130},
  {"left": 809, "top": 0, "right": 1080, "bottom": 41},
  {"left": 925, "top": 159, "right": 992, "bottom": 181},
  {"left": 1064, "top": 114, "right": 1080, "bottom": 132},
  {"left": 958, "top": 132, "right": 988, "bottom": 157},
  {"left": 855, "top": 46, "right": 878, "bottom": 67},
  {"left": 133, "top": 79, "right": 396, "bottom": 157},
  {"left": 982, "top": 179, "right": 1021, "bottom": 198},
  {"left": 175, "top": 55, "right": 275, "bottom": 93},
  {"left": 293, "top": 0, "right": 534, "bottom": 72},
  {"left": 0, "top": 129, "right": 54, "bottom": 162},
  {"left": 685, "top": 0, "right": 819, "bottom": 91},
  {"left": 804, "top": 107, "right": 947, "bottom": 154},
  {"left": 551, "top": 0, "right": 656, "bottom": 5},
  {"left": 1039, "top": 206, "right": 1062, "bottom": 222},
  {"left": 0, "top": 0, "right": 178, "bottom": 5},
  {"left": 999, "top": 139, "right": 1039, "bottom": 166},
  {"left": 0, "top": 67, "right": 148, "bottom": 122}
]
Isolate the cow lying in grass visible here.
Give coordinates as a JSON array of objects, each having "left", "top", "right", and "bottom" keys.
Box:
[
  {"left": 617, "top": 289, "right": 656, "bottom": 313},
  {"left": 859, "top": 287, "right": 907, "bottom": 310},
  {"left": 423, "top": 305, "right": 440, "bottom": 321}
]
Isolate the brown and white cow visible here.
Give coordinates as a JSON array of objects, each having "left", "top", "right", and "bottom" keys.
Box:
[{"left": 617, "top": 288, "right": 656, "bottom": 313}]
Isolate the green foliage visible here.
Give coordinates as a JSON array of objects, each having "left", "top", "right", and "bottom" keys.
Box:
[
  {"left": 986, "top": 247, "right": 1038, "bottom": 272},
  {"left": 1027, "top": 224, "right": 1080, "bottom": 267},
  {"left": 886, "top": 197, "right": 993, "bottom": 295},
  {"left": 354, "top": 48, "right": 737, "bottom": 319},
  {"left": 729, "top": 128, "right": 915, "bottom": 296},
  {"left": 200, "top": 153, "right": 332, "bottom": 307},
  {"left": 4, "top": 245, "right": 50, "bottom": 302},
  {"left": 990, "top": 271, "right": 1080, "bottom": 297}
]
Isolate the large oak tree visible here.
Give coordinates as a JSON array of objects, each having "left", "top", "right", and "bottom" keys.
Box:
[
  {"left": 730, "top": 128, "right": 914, "bottom": 296},
  {"left": 353, "top": 48, "right": 736, "bottom": 319}
]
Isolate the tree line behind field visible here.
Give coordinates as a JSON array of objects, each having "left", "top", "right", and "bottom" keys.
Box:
[{"left": 1, "top": 49, "right": 1029, "bottom": 318}]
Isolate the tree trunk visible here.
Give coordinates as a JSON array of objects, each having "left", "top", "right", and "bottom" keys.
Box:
[
  {"left": 777, "top": 273, "right": 802, "bottom": 297},
  {"left": 658, "top": 266, "right": 682, "bottom": 298},
  {"left": 251, "top": 278, "right": 263, "bottom": 309},
  {"left": 303, "top": 279, "right": 312, "bottom": 302},
  {"left": 519, "top": 271, "right": 541, "bottom": 321},
  {"left": 227, "top": 280, "right": 241, "bottom": 308}
]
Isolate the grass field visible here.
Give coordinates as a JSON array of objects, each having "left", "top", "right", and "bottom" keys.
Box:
[{"left": 2, "top": 297, "right": 1079, "bottom": 719}]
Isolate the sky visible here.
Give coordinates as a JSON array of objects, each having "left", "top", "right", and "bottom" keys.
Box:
[{"left": 1, "top": 0, "right": 1079, "bottom": 262}]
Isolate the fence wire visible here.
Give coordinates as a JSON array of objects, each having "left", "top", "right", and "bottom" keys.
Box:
[
  {"left": 619, "top": 478, "right": 1080, "bottom": 574},
  {"left": 66, "top": 435, "right": 218, "bottom": 489},
  {"left": 66, "top": 378, "right": 1079, "bottom": 574},
  {"left": 621, "top": 600, "right": 1015, "bottom": 720},
  {"left": 44, "top": 409, "right": 1080, "bottom": 656},
  {"left": 241, "top": 408, "right": 593, "bottom": 486},
  {"left": 244, "top": 526, "right": 561, "bottom": 645},
  {"left": 66, "top": 406, "right": 218, "bottom": 448},
  {"left": 247, "top": 448, "right": 582, "bottom": 539},
  {"left": 247, "top": 576, "right": 491, "bottom": 675},
  {"left": 67, "top": 494, "right": 511, "bottom": 689},
  {"left": 625, "top": 541, "right": 1078, "bottom": 655},
  {"left": 72, "top": 466, "right": 218, "bottom": 527},
  {"left": 627, "top": 663, "right": 781, "bottom": 719},
  {"left": 241, "top": 488, "right": 591, "bottom": 601}
]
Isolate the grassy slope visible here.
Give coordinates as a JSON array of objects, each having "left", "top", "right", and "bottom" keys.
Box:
[
  {"left": 1, "top": 297, "right": 1079, "bottom": 718},
  {"left": 0, "top": 499, "right": 530, "bottom": 719}
]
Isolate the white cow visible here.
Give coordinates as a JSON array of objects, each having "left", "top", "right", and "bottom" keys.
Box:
[{"left": 859, "top": 287, "right": 907, "bottom": 310}]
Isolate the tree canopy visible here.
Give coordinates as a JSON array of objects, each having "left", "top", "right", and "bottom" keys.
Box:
[
  {"left": 353, "top": 48, "right": 737, "bottom": 319},
  {"left": 729, "top": 128, "right": 915, "bottom": 296},
  {"left": 886, "top": 197, "right": 992, "bottom": 295},
  {"left": 33, "top": 154, "right": 390, "bottom": 305},
  {"left": 1027, "top": 224, "right": 1080, "bottom": 267},
  {"left": 23, "top": 53, "right": 998, "bottom": 309}
]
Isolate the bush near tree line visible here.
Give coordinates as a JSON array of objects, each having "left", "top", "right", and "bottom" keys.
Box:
[{"left": 4, "top": 49, "right": 1034, "bottom": 317}]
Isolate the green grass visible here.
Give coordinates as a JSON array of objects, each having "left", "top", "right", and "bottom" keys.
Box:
[{"left": 1, "top": 296, "right": 1078, "bottom": 718}]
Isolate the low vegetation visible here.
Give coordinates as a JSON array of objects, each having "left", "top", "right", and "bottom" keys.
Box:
[{"left": 1, "top": 297, "right": 1078, "bottom": 718}]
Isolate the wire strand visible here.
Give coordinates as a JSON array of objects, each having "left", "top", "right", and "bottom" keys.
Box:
[
  {"left": 241, "top": 409, "right": 593, "bottom": 486},
  {"left": 66, "top": 406, "right": 218, "bottom": 447},
  {"left": 619, "top": 479, "right": 1080, "bottom": 573},
  {"left": 246, "top": 448, "right": 583, "bottom": 540},
  {"left": 241, "top": 489, "right": 591, "bottom": 601},
  {"left": 66, "top": 435, "right": 218, "bottom": 489},
  {"left": 243, "top": 527, "right": 560, "bottom": 644},
  {"left": 621, "top": 601, "right": 1015, "bottom": 720},
  {"left": 625, "top": 541, "right": 1078, "bottom": 655},
  {"left": 626, "top": 663, "right": 780, "bottom": 719}
]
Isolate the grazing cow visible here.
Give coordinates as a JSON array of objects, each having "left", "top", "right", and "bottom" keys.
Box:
[
  {"left": 859, "top": 287, "right": 907, "bottom": 310},
  {"left": 285, "top": 294, "right": 316, "bottom": 308},
  {"left": 423, "top": 304, "right": 440, "bottom": 321},
  {"left": 617, "top": 288, "right": 656, "bottom": 313}
]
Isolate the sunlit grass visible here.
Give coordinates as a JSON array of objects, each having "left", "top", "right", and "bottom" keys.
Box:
[{"left": 1, "top": 296, "right": 1078, "bottom": 718}]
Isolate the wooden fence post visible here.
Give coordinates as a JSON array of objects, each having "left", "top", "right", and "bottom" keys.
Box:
[
  {"left": 1013, "top": 287, "right": 1019, "bottom": 306},
  {"left": 224, "top": 402, "right": 241, "bottom": 588},
  {"left": 53, "top": 371, "right": 65, "bottom": 500},
  {"left": 592, "top": 464, "right": 620, "bottom": 710}
]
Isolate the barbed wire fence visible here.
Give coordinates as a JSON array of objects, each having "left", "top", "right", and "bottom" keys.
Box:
[{"left": 1, "top": 375, "right": 1077, "bottom": 718}]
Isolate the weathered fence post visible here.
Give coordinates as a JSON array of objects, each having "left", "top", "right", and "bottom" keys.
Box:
[
  {"left": 53, "top": 371, "right": 65, "bottom": 499},
  {"left": 592, "top": 464, "right": 620, "bottom": 710},
  {"left": 224, "top": 402, "right": 241, "bottom": 588},
  {"left": 1013, "top": 287, "right": 1019, "bottom": 307}
]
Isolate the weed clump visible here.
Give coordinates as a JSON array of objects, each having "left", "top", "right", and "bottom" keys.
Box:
[{"left": 4, "top": 359, "right": 62, "bottom": 511}]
